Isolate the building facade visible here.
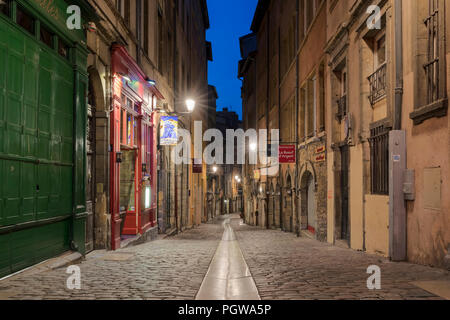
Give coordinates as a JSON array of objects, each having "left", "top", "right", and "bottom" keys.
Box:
[
  {"left": 85, "top": 0, "right": 211, "bottom": 250},
  {"left": 240, "top": 0, "right": 449, "bottom": 269},
  {"left": 0, "top": 0, "right": 212, "bottom": 278}
]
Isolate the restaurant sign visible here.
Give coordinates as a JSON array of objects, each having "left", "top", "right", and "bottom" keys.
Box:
[{"left": 279, "top": 145, "right": 296, "bottom": 164}]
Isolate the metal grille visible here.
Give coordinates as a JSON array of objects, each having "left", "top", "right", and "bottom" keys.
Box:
[
  {"left": 368, "top": 63, "right": 387, "bottom": 105},
  {"left": 424, "top": 0, "right": 440, "bottom": 104},
  {"left": 368, "top": 125, "right": 389, "bottom": 195},
  {"left": 336, "top": 95, "right": 347, "bottom": 121}
]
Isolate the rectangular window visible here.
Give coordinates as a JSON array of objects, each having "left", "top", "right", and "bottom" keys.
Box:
[
  {"left": 0, "top": 0, "right": 10, "bottom": 17},
  {"left": 368, "top": 125, "right": 389, "bottom": 195},
  {"left": 368, "top": 32, "right": 387, "bottom": 106},
  {"left": 127, "top": 113, "right": 132, "bottom": 145},
  {"left": 17, "top": 5, "right": 35, "bottom": 35},
  {"left": 299, "top": 87, "right": 306, "bottom": 141},
  {"left": 145, "top": 186, "right": 151, "bottom": 209},
  {"left": 424, "top": 0, "right": 440, "bottom": 104},
  {"left": 158, "top": 9, "right": 163, "bottom": 73},
  {"left": 307, "top": 77, "right": 316, "bottom": 137},
  {"left": 319, "top": 65, "right": 325, "bottom": 131},
  {"left": 337, "top": 68, "right": 348, "bottom": 121},
  {"left": 40, "top": 25, "right": 54, "bottom": 48},
  {"left": 120, "top": 109, "right": 125, "bottom": 143},
  {"left": 144, "top": 0, "right": 149, "bottom": 54},
  {"left": 58, "top": 39, "right": 69, "bottom": 59}
]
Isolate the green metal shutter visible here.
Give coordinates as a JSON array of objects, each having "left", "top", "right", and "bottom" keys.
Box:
[{"left": 0, "top": 16, "right": 74, "bottom": 278}]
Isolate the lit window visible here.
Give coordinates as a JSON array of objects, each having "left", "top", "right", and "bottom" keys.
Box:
[{"left": 145, "top": 187, "right": 151, "bottom": 209}]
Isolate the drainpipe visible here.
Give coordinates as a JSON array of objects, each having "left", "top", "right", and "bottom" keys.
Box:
[
  {"left": 295, "top": 0, "right": 300, "bottom": 236},
  {"left": 394, "top": 0, "right": 403, "bottom": 130},
  {"left": 389, "top": 0, "right": 406, "bottom": 262},
  {"left": 173, "top": 3, "right": 179, "bottom": 233}
]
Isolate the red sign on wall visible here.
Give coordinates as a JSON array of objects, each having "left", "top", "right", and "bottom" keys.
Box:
[{"left": 279, "top": 145, "right": 296, "bottom": 164}]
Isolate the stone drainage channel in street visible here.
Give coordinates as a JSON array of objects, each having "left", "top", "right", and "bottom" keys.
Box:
[{"left": 196, "top": 215, "right": 260, "bottom": 300}]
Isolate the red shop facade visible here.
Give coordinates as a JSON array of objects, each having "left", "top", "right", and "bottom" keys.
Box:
[{"left": 110, "top": 44, "right": 162, "bottom": 250}]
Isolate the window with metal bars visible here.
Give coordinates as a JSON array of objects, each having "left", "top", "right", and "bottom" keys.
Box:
[
  {"left": 424, "top": 0, "right": 440, "bottom": 104},
  {"left": 368, "top": 125, "right": 389, "bottom": 195}
]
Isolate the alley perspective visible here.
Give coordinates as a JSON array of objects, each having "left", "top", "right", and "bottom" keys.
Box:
[{"left": 0, "top": 0, "right": 450, "bottom": 304}]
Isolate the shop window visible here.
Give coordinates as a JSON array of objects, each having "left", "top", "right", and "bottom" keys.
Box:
[
  {"left": 121, "top": 95, "right": 138, "bottom": 147},
  {"left": 144, "top": 186, "right": 151, "bottom": 209},
  {"left": 127, "top": 113, "right": 132, "bottom": 145},
  {"left": 40, "top": 25, "right": 54, "bottom": 48},
  {"left": 17, "top": 5, "right": 35, "bottom": 35},
  {"left": 0, "top": 0, "right": 11, "bottom": 17},
  {"left": 58, "top": 39, "right": 69, "bottom": 59}
]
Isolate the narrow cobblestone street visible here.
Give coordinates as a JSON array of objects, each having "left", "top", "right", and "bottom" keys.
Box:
[{"left": 0, "top": 215, "right": 448, "bottom": 300}]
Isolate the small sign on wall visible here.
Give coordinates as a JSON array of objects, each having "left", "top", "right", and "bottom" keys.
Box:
[
  {"left": 279, "top": 145, "right": 296, "bottom": 164},
  {"left": 315, "top": 154, "right": 326, "bottom": 163}
]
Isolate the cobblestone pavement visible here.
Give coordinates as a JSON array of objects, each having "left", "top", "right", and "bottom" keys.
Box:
[
  {"left": 232, "top": 218, "right": 450, "bottom": 300},
  {"left": 0, "top": 222, "right": 223, "bottom": 300},
  {"left": 1, "top": 215, "right": 448, "bottom": 300}
]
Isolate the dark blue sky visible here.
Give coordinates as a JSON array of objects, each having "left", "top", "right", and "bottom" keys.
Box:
[{"left": 207, "top": 0, "right": 258, "bottom": 120}]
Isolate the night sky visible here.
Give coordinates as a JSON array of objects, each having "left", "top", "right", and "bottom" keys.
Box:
[{"left": 207, "top": 0, "right": 258, "bottom": 120}]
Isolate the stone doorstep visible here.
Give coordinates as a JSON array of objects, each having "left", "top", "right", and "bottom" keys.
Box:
[
  {"left": 120, "top": 226, "right": 159, "bottom": 249},
  {"left": 0, "top": 251, "right": 83, "bottom": 283},
  {"left": 300, "top": 230, "right": 315, "bottom": 240}
]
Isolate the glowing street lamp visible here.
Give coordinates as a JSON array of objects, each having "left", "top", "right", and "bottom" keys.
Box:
[
  {"left": 186, "top": 99, "right": 196, "bottom": 112},
  {"left": 212, "top": 166, "right": 218, "bottom": 173},
  {"left": 250, "top": 142, "right": 257, "bottom": 152}
]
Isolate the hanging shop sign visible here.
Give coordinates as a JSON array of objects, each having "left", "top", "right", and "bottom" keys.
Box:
[
  {"left": 160, "top": 116, "right": 178, "bottom": 146},
  {"left": 279, "top": 145, "right": 296, "bottom": 164},
  {"left": 254, "top": 170, "right": 260, "bottom": 180}
]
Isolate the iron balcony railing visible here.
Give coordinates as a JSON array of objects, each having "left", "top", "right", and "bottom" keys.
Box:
[{"left": 368, "top": 63, "right": 387, "bottom": 105}]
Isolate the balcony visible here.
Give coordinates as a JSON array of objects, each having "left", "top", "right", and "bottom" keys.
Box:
[{"left": 368, "top": 63, "right": 387, "bottom": 105}]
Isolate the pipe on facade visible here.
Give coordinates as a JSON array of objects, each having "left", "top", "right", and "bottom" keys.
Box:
[
  {"left": 295, "top": 0, "right": 300, "bottom": 236},
  {"left": 394, "top": 0, "right": 403, "bottom": 130}
]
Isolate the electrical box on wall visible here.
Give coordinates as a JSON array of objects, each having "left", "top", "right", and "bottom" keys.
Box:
[{"left": 403, "top": 169, "right": 415, "bottom": 201}]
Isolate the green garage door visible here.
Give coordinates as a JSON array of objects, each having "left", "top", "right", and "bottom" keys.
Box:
[{"left": 0, "top": 15, "right": 74, "bottom": 278}]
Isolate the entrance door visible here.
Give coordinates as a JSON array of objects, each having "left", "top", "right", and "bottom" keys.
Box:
[
  {"left": 85, "top": 102, "right": 95, "bottom": 253},
  {"left": 340, "top": 146, "right": 350, "bottom": 241},
  {"left": 307, "top": 176, "right": 316, "bottom": 233}
]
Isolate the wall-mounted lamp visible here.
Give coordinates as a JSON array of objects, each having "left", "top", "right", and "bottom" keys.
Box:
[
  {"left": 186, "top": 99, "right": 196, "bottom": 112},
  {"left": 147, "top": 79, "right": 156, "bottom": 86},
  {"left": 116, "top": 152, "right": 123, "bottom": 163},
  {"left": 117, "top": 72, "right": 131, "bottom": 82},
  {"left": 212, "top": 166, "right": 218, "bottom": 173}
]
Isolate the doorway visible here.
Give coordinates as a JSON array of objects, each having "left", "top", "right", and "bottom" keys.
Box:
[
  {"left": 307, "top": 175, "right": 316, "bottom": 233},
  {"left": 340, "top": 145, "right": 350, "bottom": 242}
]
